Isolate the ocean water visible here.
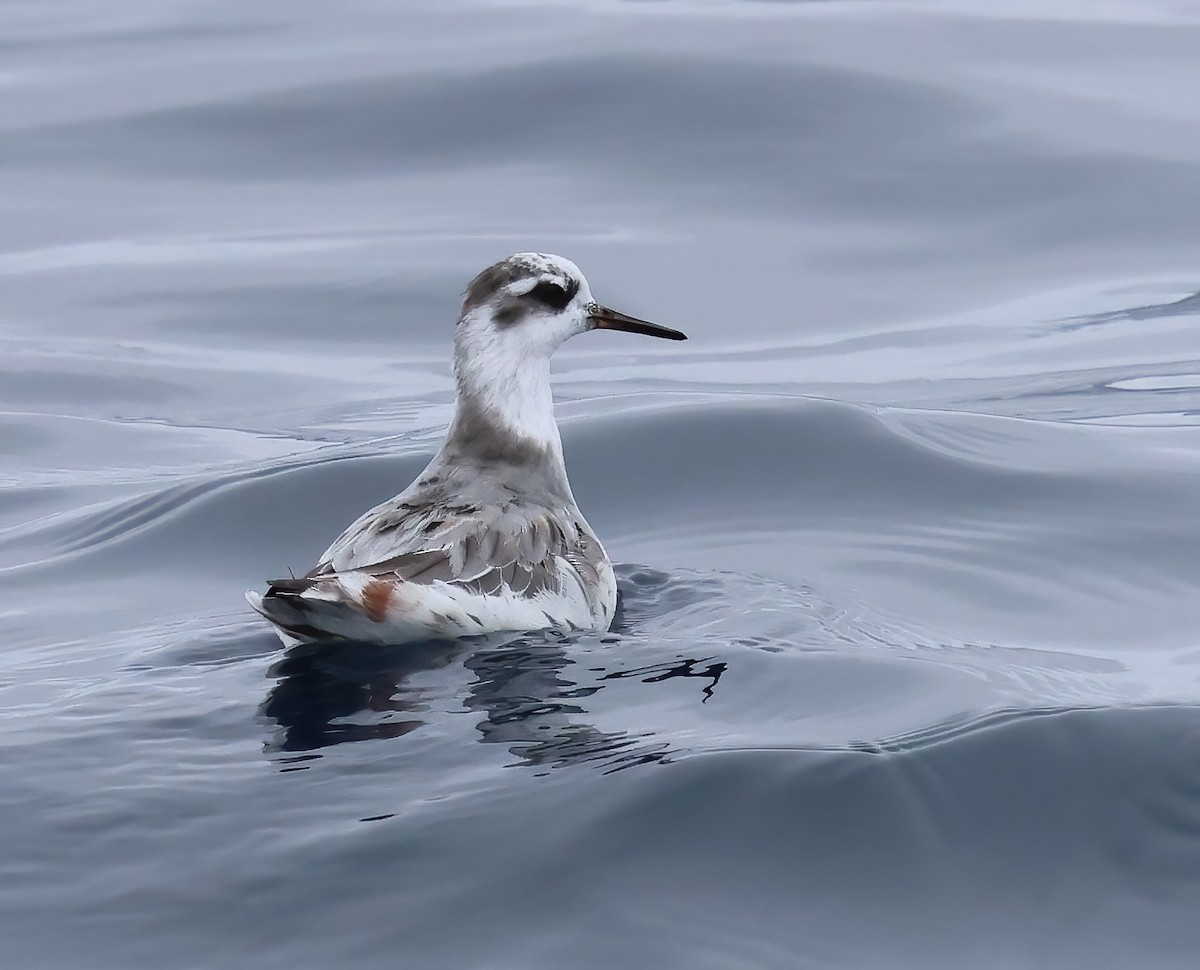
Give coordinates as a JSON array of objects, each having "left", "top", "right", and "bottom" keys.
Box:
[{"left": 4, "top": 1, "right": 1200, "bottom": 966}]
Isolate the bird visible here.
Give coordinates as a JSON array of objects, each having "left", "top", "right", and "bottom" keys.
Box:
[{"left": 247, "top": 253, "right": 687, "bottom": 647}]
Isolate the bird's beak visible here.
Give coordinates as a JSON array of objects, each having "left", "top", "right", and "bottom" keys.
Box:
[{"left": 587, "top": 303, "right": 687, "bottom": 341}]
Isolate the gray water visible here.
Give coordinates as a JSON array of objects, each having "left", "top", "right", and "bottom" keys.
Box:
[{"left": 4, "top": 1, "right": 1200, "bottom": 967}]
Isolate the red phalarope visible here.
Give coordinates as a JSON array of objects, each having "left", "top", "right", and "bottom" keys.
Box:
[{"left": 247, "top": 253, "right": 686, "bottom": 646}]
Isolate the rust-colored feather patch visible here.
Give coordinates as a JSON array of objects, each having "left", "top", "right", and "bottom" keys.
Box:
[{"left": 362, "top": 579, "right": 395, "bottom": 623}]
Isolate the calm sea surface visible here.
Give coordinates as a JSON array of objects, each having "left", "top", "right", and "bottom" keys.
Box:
[{"left": 4, "top": 1, "right": 1200, "bottom": 967}]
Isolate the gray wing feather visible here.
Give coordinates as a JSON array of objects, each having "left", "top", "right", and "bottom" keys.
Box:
[
  {"left": 301, "top": 477, "right": 600, "bottom": 604},
  {"left": 476, "top": 527, "right": 499, "bottom": 566}
]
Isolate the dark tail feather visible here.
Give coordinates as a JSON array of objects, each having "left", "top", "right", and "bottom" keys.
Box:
[{"left": 247, "top": 588, "right": 343, "bottom": 643}]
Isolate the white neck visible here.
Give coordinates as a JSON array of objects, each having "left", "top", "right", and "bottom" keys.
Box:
[
  {"left": 441, "top": 317, "right": 569, "bottom": 488},
  {"left": 456, "top": 355, "right": 563, "bottom": 454}
]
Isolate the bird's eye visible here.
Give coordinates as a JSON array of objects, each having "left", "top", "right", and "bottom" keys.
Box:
[{"left": 528, "top": 280, "right": 573, "bottom": 310}]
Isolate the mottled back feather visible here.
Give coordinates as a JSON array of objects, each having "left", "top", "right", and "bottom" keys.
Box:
[{"left": 266, "top": 454, "right": 606, "bottom": 617}]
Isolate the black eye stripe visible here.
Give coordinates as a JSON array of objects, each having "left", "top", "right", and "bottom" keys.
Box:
[{"left": 528, "top": 280, "right": 576, "bottom": 310}]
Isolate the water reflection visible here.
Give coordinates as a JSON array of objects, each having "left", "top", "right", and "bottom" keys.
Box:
[
  {"left": 259, "top": 576, "right": 730, "bottom": 772},
  {"left": 600, "top": 657, "right": 727, "bottom": 702},
  {"left": 260, "top": 637, "right": 465, "bottom": 751},
  {"left": 463, "top": 639, "right": 673, "bottom": 772}
]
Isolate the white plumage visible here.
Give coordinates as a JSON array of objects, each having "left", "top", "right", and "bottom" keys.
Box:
[{"left": 247, "top": 253, "right": 686, "bottom": 646}]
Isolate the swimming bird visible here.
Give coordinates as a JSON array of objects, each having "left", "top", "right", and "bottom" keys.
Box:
[{"left": 247, "top": 253, "right": 687, "bottom": 646}]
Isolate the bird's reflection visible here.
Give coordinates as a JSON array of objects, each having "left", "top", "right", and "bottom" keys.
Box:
[
  {"left": 462, "top": 639, "right": 672, "bottom": 772},
  {"left": 600, "top": 657, "right": 727, "bottom": 701},
  {"left": 260, "top": 637, "right": 467, "bottom": 752},
  {"left": 259, "top": 586, "right": 727, "bottom": 772}
]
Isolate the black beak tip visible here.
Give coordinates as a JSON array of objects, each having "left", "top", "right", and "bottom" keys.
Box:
[{"left": 589, "top": 304, "right": 688, "bottom": 342}]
